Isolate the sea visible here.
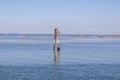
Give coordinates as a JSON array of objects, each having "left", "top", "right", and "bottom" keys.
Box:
[{"left": 0, "top": 34, "right": 120, "bottom": 80}]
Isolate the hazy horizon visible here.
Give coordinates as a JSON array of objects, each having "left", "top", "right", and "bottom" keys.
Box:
[
  {"left": 0, "top": 0, "right": 120, "bottom": 34},
  {"left": 0, "top": 32, "right": 120, "bottom": 36}
]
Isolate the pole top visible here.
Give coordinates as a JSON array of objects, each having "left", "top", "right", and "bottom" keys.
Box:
[{"left": 55, "top": 28, "right": 60, "bottom": 31}]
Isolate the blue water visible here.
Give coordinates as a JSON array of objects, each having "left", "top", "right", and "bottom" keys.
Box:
[{"left": 0, "top": 34, "right": 120, "bottom": 80}]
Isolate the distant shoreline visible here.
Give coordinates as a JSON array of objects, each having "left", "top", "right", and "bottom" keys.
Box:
[{"left": 0, "top": 34, "right": 120, "bottom": 38}]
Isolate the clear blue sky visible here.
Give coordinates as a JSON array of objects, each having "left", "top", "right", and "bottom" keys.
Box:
[{"left": 0, "top": 0, "right": 120, "bottom": 34}]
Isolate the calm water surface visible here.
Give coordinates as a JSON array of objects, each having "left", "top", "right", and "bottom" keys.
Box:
[{"left": 0, "top": 34, "right": 120, "bottom": 80}]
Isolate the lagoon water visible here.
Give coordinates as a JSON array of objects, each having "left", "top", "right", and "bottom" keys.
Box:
[{"left": 0, "top": 34, "right": 120, "bottom": 80}]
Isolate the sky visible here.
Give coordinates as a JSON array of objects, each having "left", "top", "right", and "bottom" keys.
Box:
[{"left": 0, "top": 0, "right": 120, "bottom": 34}]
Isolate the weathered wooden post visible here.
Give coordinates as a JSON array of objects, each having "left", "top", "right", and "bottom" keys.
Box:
[
  {"left": 53, "top": 28, "right": 60, "bottom": 64},
  {"left": 54, "top": 28, "right": 60, "bottom": 51}
]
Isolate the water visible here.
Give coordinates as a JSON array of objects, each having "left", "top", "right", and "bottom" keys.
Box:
[{"left": 0, "top": 34, "right": 120, "bottom": 80}]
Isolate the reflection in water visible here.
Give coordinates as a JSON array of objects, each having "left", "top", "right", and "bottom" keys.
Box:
[
  {"left": 53, "top": 49, "right": 60, "bottom": 65},
  {"left": 53, "top": 49, "right": 61, "bottom": 80}
]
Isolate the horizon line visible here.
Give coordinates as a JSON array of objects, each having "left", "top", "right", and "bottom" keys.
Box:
[{"left": 0, "top": 33, "right": 120, "bottom": 36}]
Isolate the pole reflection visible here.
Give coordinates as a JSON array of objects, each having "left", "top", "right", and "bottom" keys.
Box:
[{"left": 53, "top": 49, "right": 60, "bottom": 65}]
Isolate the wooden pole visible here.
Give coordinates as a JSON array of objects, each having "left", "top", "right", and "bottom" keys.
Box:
[
  {"left": 54, "top": 28, "right": 60, "bottom": 51},
  {"left": 53, "top": 28, "right": 60, "bottom": 65}
]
